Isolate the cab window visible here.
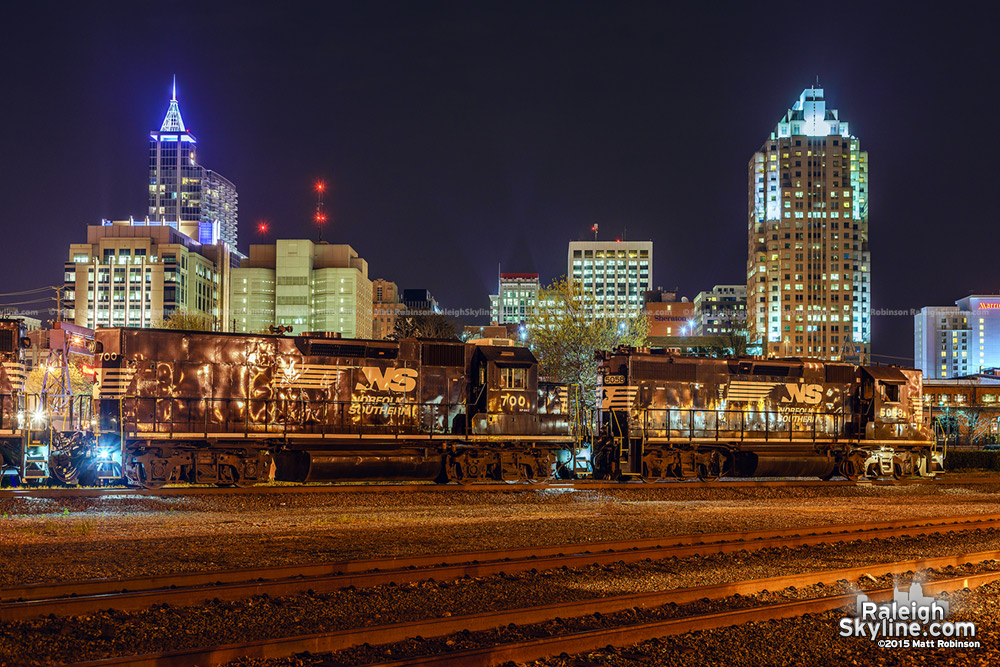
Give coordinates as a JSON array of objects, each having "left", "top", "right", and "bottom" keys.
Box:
[
  {"left": 882, "top": 383, "right": 900, "bottom": 402},
  {"left": 499, "top": 367, "right": 526, "bottom": 389}
]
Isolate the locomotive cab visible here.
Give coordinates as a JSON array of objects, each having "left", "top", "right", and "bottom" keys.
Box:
[
  {"left": 858, "top": 366, "right": 912, "bottom": 439},
  {"left": 468, "top": 346, "right": 540, "bottom": 435}
]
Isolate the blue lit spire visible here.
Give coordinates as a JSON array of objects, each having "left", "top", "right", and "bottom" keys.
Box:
[{"left": 160, "top": 76, "right": 187, "bottom": 132}]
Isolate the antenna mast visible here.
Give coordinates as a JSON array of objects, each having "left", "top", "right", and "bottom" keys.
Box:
[{"left": 313, "top": 180, "right": 327, "bottom": 242}]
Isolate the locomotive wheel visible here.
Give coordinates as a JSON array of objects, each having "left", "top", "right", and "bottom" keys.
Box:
[
  {"left": 518, "top": 464, "right": 541, "bottom": 484},
  {"left": 451, "top": 460, "right": 477, "bottom": 485},
  {"left": 892, "top": 462, "right": 905, "bottom": 480},
  {"left": 697, "top": 451, "right": 724, "bottom": 483},
  {"left": 839, "top": 459, "right": 862, "bottom": 482},
  {"left": 137, "top": 461, "right": 173, "bottom": 489}
]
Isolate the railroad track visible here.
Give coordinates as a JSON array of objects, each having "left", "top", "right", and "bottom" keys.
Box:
[
  {"left": 6, "top": 512, "right": 1000, "bottom": 621},
  {"left": 2, "top": 473, "right": 998, "bottom": 498},
  {"left": 68, "top": 550, "right": 1000, "bottom": 667}
]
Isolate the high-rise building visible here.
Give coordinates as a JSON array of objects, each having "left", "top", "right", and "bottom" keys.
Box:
[
  {"left": 914, "top": 296, "right": 1000, "bottom": 379},
  {"left": 490, "top": 273, "right": 540, "bottom": 325},
  {"left": 568, "top": 240, "right": 652, "bottom": 318},
  {"left": 372, "top": 278, "right": 405, "bottom": 340},
  {"left": 230, "top": 240, "right": 372, "bottom": 338},
  {"left": 693, "top": 285, "right": 747, "bottom": 336},
  {"left": 748, "top": 86, "right": 870, "bottom": 361},
  {"left": 401, "top": 289, "right": 439, "bottom": 314},
  {"left": 148, "top": 81, "right": 239, "bottom": 250},
  {"left": 63, "top": 221, "right": 230, "bottom": 330}
]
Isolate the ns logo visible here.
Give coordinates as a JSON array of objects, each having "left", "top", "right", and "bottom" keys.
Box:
[
  {"left": 355, "top": 366, "right": 418, "bottom": 392},
  {"left": 781, "top": 383, "right": 823, "bottom": 405}
]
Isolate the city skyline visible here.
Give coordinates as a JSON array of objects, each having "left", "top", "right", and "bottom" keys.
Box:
[{"left": 2, "top": 3, "right": 999, "bottom": 364}]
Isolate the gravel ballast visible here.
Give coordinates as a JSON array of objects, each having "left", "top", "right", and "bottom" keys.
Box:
[
  {"left": 3, "top": 483, "right": 1000, "bottom": 586},
  {"left": 3, "top": 481, "right": 1000, "bottom": 666},
  {"left": 2, "top": 532, "right": 1000, "bottom": 665}
]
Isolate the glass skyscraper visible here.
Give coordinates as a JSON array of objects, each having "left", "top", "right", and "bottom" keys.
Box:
[
  {"left": 148, "top": 81, "right": 239, "bottom": 250},
  {"left": 748, "top": 86, "right": 870, "bottom": 362}
]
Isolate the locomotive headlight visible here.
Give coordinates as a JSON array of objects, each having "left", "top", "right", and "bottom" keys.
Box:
[
  {"left": 96, "top": 448, "right": 112, "bottom": 460},
  {"left": 30, "top": 408, "right": 47, "bottom": 425}
]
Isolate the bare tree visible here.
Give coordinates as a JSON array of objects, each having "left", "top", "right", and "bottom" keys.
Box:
[
  {"left": 390, "top": 313, "right": 458, "bottom": 340},
  {"left": 157, "top": 310, "right": 215, "bottom": 332},
  {"left": 526, "top": 277, "right": 648, "bottom": 399}
]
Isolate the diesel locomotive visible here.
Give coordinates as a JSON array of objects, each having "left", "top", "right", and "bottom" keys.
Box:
[
  {"left": 90, "top": 328, "right": 576, "bottom": 487},
  {"left": 0, "top": 319, "right": 30, "bottom": 478},
  {"left": 1, "top": 320, "right": 943, "bottom": 488},
  {"left": 594, "top": 348, "right": 943, "bottom": 482}
]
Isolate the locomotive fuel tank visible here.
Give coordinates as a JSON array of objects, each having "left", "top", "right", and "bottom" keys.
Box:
[{"left": 274, "top": 449, "right": 445, "bottom": 482}]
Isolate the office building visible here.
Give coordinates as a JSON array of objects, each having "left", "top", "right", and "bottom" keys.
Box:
[
  {"left": 490, "top": 273, "right": 540, "bottom": 325},
  {"left": 372, "top": 278, "right": 405, "bottom": 340},
  {"left": 568, "top": 240, "right": 652, "bottom": 318},
  {"left": 63, "top": 221, "right": 229, "bottom": 330},
  {"left": 693, "top": 285, "right": 747, "bottom": 336},
  {"left": 748, "top": 86, "right": 870, "bottom": 361},
  {"left": 401, "top": 289, "right": 439, "bottom": 314},
  {"left": 230, "top": 240, "right": 372, "bottom": 338},
  {"left": 148, "top": 81, "right": 239, "bottom": 249},
  {"left": 915, "top": 296, "right": 1000, "bottom": 379}
]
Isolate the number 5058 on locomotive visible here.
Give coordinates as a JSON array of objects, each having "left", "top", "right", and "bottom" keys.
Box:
[{"left": 593, "top": 348, "right": 943, "bottom": 482}]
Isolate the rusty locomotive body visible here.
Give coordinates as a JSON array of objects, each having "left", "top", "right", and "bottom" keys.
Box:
[
  {"left": 3, "top": 322, "right": 943, "bottom": 487},
  {"left": 0, "top": 319, "right": 29, "bottom": 475},
  {"left": 594, "top": 349, "right": 943, "bottom": 481},
  {"left": 92, "top": 328, "right": 574, "bottom": 487}
]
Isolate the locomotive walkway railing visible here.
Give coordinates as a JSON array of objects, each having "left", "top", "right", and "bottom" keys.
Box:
[
  {"left": 107, "top": 396, "right": 572, "bottom": 440},
  {"left": 0, "top": 393, "right": 93, "bottom": 433},
  {"left": 637, "top": 407, "right": 849, "bottom": 443},
  {"left": 112, "top": 396, "right": 468, "bottom": 439}
]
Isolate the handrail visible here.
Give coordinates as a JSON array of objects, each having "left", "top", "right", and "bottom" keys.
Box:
[
  {"left": 629, "top": 407, "right": 854, "bottom": 443},
  {"left": 104, "top": 396, "right": 473, "bottom": 438}
]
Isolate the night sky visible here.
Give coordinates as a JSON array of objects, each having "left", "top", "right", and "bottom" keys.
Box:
[{"left": 1, "top": 1, "right": 998, "bottom": 363}]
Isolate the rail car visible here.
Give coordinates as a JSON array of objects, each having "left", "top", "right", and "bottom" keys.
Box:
[
  {"left": 1, "top": 319, "right": 99, "bottom": 486},
  {"left": 593, "top": 348, "right": 944, "bottom": 482},
  {"left": 0, "top": 318, "right": 32, "bottom": 481},
  {"left": 90, "top": 328, "right": 578, "bottom": 488}
]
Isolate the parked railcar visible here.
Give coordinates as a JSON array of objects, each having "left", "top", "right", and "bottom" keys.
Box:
[
  {"left": 0, "top": 319, "right": 26, "bottom": 476},
  {"left": 91, "top": 328, "right": 576, "bottom": 488},
  {"left": 594, "top": 348, "right": 943, "bottom": 481}
]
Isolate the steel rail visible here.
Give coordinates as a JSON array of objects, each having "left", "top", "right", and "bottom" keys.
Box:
[
  {"left": 67, "top": 552, "right": 1000, "bottom": 667},
  {"left": 2, "top": 473, "right": 999, "bottom": 498},
  {"left": 7, "top": 514, "right": 1000, "bottom": 620},
  {"left": 365, "top": 571, "right": 998, "bottom": 667}
]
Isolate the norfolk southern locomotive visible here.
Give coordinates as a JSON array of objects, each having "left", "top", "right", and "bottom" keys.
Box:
[
  {"left": 90, "top": 328, "right": 573, "bottom": 487},
  {"left": 594, "top": 348, "right": 943, "bottom": 482},
  {"left": 0, "top": 319, "right": 31, "bottom": 478},
  {"left": 2, "top": 322, "right": 942, "bottom": 488}
]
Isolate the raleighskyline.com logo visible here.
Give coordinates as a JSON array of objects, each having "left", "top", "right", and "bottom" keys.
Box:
[{"left": 839, "top": 582, "right": 979, "bottom": 649}]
